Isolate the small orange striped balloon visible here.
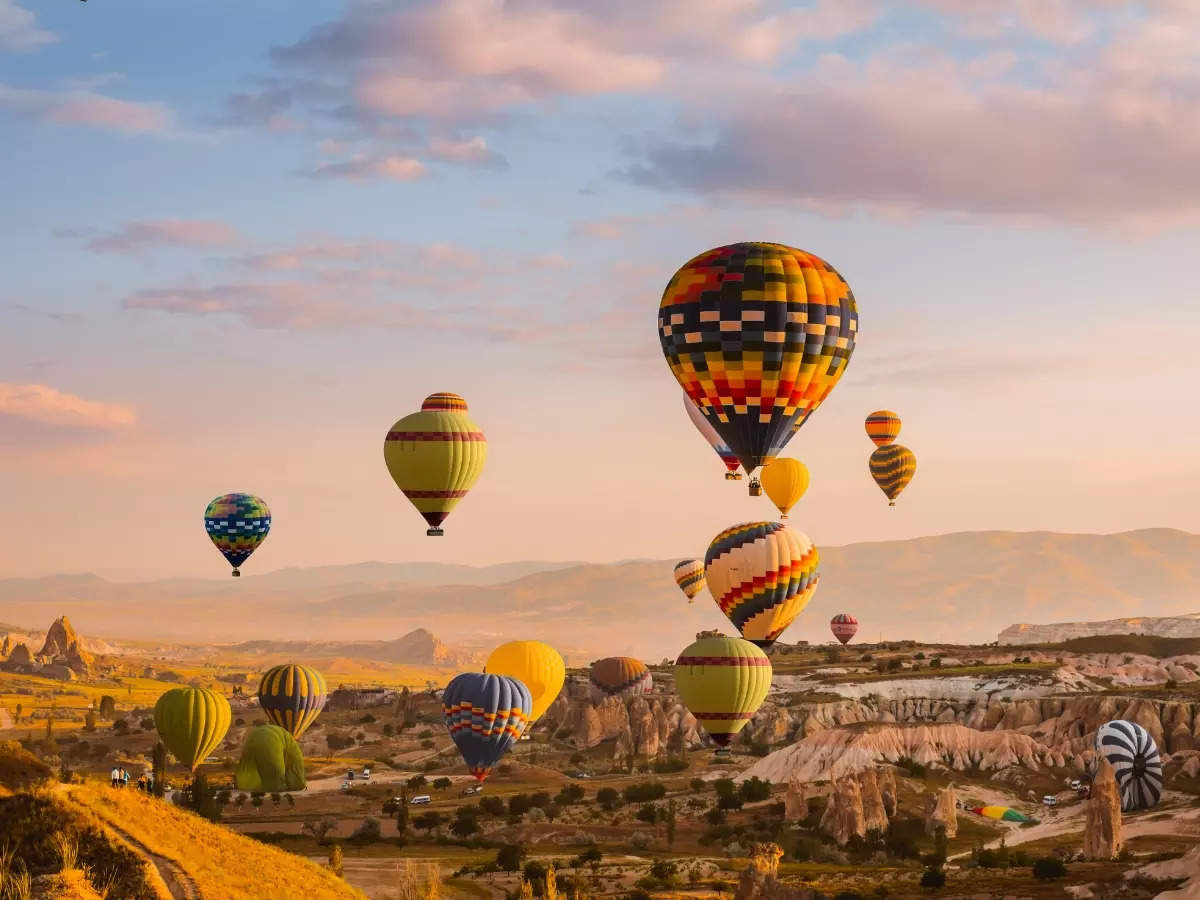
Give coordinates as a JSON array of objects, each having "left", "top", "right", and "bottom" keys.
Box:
[{"left": 865, "top": 410, "right": 901, "bottom": 447}]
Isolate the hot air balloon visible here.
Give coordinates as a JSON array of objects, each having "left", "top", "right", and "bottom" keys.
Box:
[
  {"left": 235, "top": 724, "right": 306, "bottom": 793},
  {"left": 1095, "top": 720, "right": 1163, "bottom": 811},
  {"left": 204, "top": 493, "right": 270, "bottom": 577},
  {"left": 383, "top": 392, "right": 487, "bottom": 536},
  {"left": 705, "top": 521, "right": 820, "bottom": 648},
  {"left": 257, "top": 664, "right": 327, "bottom": 738},
  {"left": 442, "top": 673, "right": 531, "bottom": 782},
  {"left": 869, "top": 444, "right": 916, "bottom": 506},
  {"left": 658, "top": 242, "right": 858, "bottom": 494},
  {"left": 484, "top": 641, "right": 565, "bottom": 724},
  {"left": 153, "top": 687, "right": 231, "bottom": 772},
  {"left": 682, "top": 392, "right": 742, "bottom": 480},
  {"left": 760, "top": 458, "right": 809, "bottom": 519},
  {"left": 970, "top": 806, "right": 1035, "bottom": 823},
  {"left": 830, "top": 613, "right": 859, "bottom": 645},
  {"left": 865, "top": 410, "right": 901, "bottom": 447},
  {"left": 588, "top": 657, "right": 653, "bottom": 704},
  {"left": 674, "top": 636, "right": 771, "bottom": 747},
  {"left": 673, "top": 559, "right": 706, "bottom": 603}
]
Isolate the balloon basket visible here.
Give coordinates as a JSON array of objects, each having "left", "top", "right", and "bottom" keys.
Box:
[
  {"left": 748, "top": 482, "right": 762, "bottom": 497},
  {"left": 888, "top": 501, "right": 896, "bottom": 507},
  {"left": 231, "top": 569, "right": 241, "bottom": 578},
  {"left": 725, "top": 472, "right": 742, "bottom": 481},
  {"left": 426, "top": 527, "right": 445, "bottom": 536}
]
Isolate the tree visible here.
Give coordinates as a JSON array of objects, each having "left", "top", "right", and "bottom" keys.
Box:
[
  {"left": 596, "top": 787, "right": 620, "bottom": 810},
  {"left": 112, "top": 718, "right": 129, "bottom": 736},
  {"left": 14, "top": 703, "right": 22, "bottom": 723},
  {"left": 1032, "top": 858, "right": 1067, "bottom": 880},
  {"left": 636, "top": 804, "right": 658, "bottom": 824},
  {"left": 573, "top": 846, "right": 602, "bottom": 870},
  {"left": 712, "top": 778, "right": 736, "bottom": 799},
  {"left": 623, "top": 782, "right": 666, "bottom": 803},
  {"left": 666, "top": 799, "right": 677, "bottom": 847},
  {"left": 84, "top": 711, "right": 96, "bottom": 733},
  {"left": 98, "top": 696, "right": 116, "bottom": 720},
  {"left": 413, "top": 811, "right": 443, "bottom": 835},
  {"left": 328, "top": 844, "right": 344, "bottom": 878},
  {"left": 151, "top": 742, "right": 167, "bottom": 797},
  {"left": 555, "top": 783, "right": 585, "bottom": 805},
  {"left": 479, "top": 795, "right": 506, "bottom": 816},
  {"left": 395, "top": 787, "right": 409, "bottom": 835},
  {"left": 738, "top": 777, "right": 771, "bottom": 803},
  {"left": 406, "top": 774, "right": 428, "bottom": 789},
  {"left": 919, "top": 869, "right": 945, "bottom": 888},
  {"left": 509, "top": 793, "right": 533, "bottom": 817},
  {"left": 183, "top": 773, "right": 224, "bottom": 823},
  {"left": 450, "top": 814, "right": 479, "bottom": 838},
  {"left": 303, "top": 816, "right": 339, "bottom": 845},
  {"left": 350, "top": 817, "right": 382, "bottom": 844},
  {"left": 433, "top": 777, "right": 452, "bottom": 791},
  {"left": 496, "top": 843, "right": 525, "bottom": 871}
]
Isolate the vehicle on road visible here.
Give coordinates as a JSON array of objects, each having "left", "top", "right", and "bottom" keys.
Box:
[
  {"left": 1042, "top": 795, "right": 1058, "bottom": 806},
  {"left": 411, "top": 794, "right": 432, "bottom": 805}
]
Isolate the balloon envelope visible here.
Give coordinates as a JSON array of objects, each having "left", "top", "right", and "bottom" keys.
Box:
[
  {"left": 705, "top": 521, "right": 820, "bottom": 648},
  {"left": 1095, "top": 720, "right": 1163, "bottom": 811},
  {"left": 682, "top": 392, "right": 742, "bottom": 478},
  {"left": 830, "top": 613, "right": 859, "bottom": 645},
  {"left": 673, "top": 559, "right": 706, "bottom": 603},
  {"left": 257, "top": 664, "right": 327, "bottom": 738},
  {"left": 384, "top": 393, "right": 487, "bottom": 535},
  {"left": 658, "top": 242, "right": 858, "bottom": 477},
  {"left": 760, "top": 458, "right": 809, "bottom": 519},
  {"left": 204, "top": 493, "right": 270, "bottom": 575},
  {"left": 154, "top": 687, "right": 231, "bottom": 772},
  {"left": 865, "top": 411, "right": 902, "bottom": 447},
  {"left": 442, "top": 673, "right": 531, "bottom": 782},
  {"left": 484, "top": 641, "right": 565, "bottom": 724},
  {"left": 674, "top": 636, "right": 771, "bottom": 747},
  {"left": 235, "top": 724, "right": 306, "bottom": 793},
  {"left": 869, "top": 444, "right": 916, "bottom": 506},
  {"left": 971, "top": 806, "right": 1034, "bottom": 823},
  {"left": 588, "top": 657, "right": 653, "bottom": 704}
]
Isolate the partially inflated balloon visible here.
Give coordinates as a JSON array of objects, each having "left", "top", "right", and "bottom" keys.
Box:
[
  {"left": 673, "top": 559, "right": 705, "bottom": 603},
  {"left": 235, "top": 725, "right": 306, "bottom": 793},
  {"left": 760, "top": 458, "right": 809, "bottom": 519},
  {"left": 659, "top": 243, "right": 858, "bottom": 482},
  {"left": 705, "top": 521, "right": 820, "bottom": 648},
  {"left": 589, "top": 657, "right": 653, "bottom": 704},
  {"left": 154, "top": 687, "right": 231, "bottom": 772},
  {"left": 257, "top": 664, "right": 327, "bottom": 738},
  {"left": 869, "top": 444, "right": 916, "bottom": 506},
  {"left": 1096, "top": 720, "right": 1163, "bottom": 811},
  {"left": 970, "top": 806, "right": 1034, "bottom": 823},
  {"left": 204, "top": 493, "right": 270, "bottom": 577},
  {"left": 384, "top": 392, "right": 487, "bottom": 536},
  {"left": 674, "top": 636, "right": 771, "bottom": 747},
  {"left": 682, "top": 392, "right": 742, "bottom": 479},
  {"left": 830, "top": 613, "right": 858, "bottom": 645},
  {"left": 865, "top": 410, "right": 901, "bottom": 447},
  {"left": 484, "top": 641, "right": 565, "bottom": 724},
  {"left": 442, "top": 673, "right": 531, "bottom": 782}
]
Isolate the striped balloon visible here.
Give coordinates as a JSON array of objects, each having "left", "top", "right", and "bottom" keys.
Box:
[
  {"left": 204, "top": 493, "right": 271, "bottom": 577},
  {"left": 673, "top": 559, "right": 706, "bottom": 603},
  {"left": 1095, "top": 720, "right": 1163, "bottom": 811},
  {"left": 383, "top": 393, "right": 487, "bottom": 536},
  {"left": 830, "top": 613, "right": 859, "bottom": 645},
  {"left": 705, "top": 521, "right": 820, "bottom": 648},
  {"left": 682, "top": 392, "right": 742, "bottom": 479},
  {"left": 442, "top": 673, "right": 531, "bottom": 783},
  {"left": 865, "top": 410, "right": 902, "bottom": 447},
  {"left": 869, "top": 444, "right": 916, "bottom": 506},
  {"left": 257, "top": 664, "right": 327, "bottom": 738},
  {"left": 588, "top": 657, "right": 653, "bottom": 704},
  {"left": 674, "top": 636, "right": 771, "bottom": 747}
]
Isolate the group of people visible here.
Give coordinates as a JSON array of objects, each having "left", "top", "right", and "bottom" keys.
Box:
[{"left": 110, "top": 766, "right": 155, "bottom": 792}]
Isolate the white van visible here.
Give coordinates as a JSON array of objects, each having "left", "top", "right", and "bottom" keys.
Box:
[
  {"left": 1042, "top": 795, "right": 1057, "bottom": 806},
  {"left": 411, "top": 795, "right": 432, "bottom": 805}
]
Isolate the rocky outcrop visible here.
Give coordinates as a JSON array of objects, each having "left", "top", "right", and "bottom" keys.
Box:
[
  {"left": 924, "top": 785, "right": 958, "bottom": 838},
  {"left": 0, "top": 635, "right": 10, "bottom": 658},
  {"left": 734, "top": 843, "right": 817, "bottom": 900},
  {"left": 999, "top": 613, "right": 1200, "bottom": 645},
  {"left": 1083, "top": 758, "right": 1122, "bottom": 860},
  {"left": 568, "top": 696, "right": 630, "bottom": 748},
  {"left": 0, "top": 642, "right": 33, "bottom": 672},
  {"left": 784, "top": 778, "right": 808, "bottom": 821},
  {"left": 879, "top": 767, "right": 898, "bottom": 817},
  {"left": 36, "top": 615, "right": 93, "bottom": 675},
  {"left": 819, "top": 775, "right": 865, "bottom": 846},
  {"left": 859, "top": 768, "right": 889, "bottom": 833}
]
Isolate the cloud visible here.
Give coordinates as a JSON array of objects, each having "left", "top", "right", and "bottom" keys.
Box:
[
  {"left": 569, "top": 204, "right": 709, "bottom": 239},
  {"left": 86, "top": 219, "right": 243, "bottom": 253},
  {"left": 0, "top": 382, "right": 135, "bottom": 430},
  {"left": 306, "top": 154, "right": 428, "bottom": 181},
  {"left": 427, "top": 136, "right": 507, "bottom": 169},
  {"left": 0, "top": 84, "right": 170, "bottom": 134},
  {"left": 10, "top": 303, "right": 83, "bottom": 323},
  {"left": 122, "top": 282, "right": 382, "bottom": 329},
  {"left": 0, "top": 0, "right": 55, "bottom": 52}
]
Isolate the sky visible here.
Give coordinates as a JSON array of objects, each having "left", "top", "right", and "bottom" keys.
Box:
[{"left": 2, "top": 0, "right": 1200, "bottom": 581}]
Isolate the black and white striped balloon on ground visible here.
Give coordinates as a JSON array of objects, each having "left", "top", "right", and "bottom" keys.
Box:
[{"left": 1094, "top": 720, "right": 1163, "bottom": 812}]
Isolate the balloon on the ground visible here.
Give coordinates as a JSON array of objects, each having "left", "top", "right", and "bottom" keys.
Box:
[
  {"left": 658, "top": 242, "right": 858, "bottom": 482},
  {"left": 865, "top": 410, "right": 902, "bottom": 447},
  {"left": 383, "top": 392, "right": 487, "bottom": 536},
  {"left": 588, "top": 657, "right": 653, "bottom": 704},
  {"left": 682, "top": 392, "right": 742, "bottom": 479},
  {"left": 257, "top": 664, "right": 327, "bottom": 738},
  {"left": 673, "top": 559, "right": 706, "bottom": 603},
  {"left": 484, "top": 641, "right": 565, "bottom": 724},
  {"left": 442, "top": 673, "right": 531, "bottom": 782},
  {"left": 830, "top": 613, "right": 859, "bottom": 645},
  {"left": 970, "top": 806, "right": 1035, "bottom": 823},
  {"left": 674, "top": 636, "right": 771, "bottom": 747},
  {"left": 204, "top": 493, "right": 270, "bottom": 577},
  {"left": 760, "top": 458, "right": 809, "bottom": 519},
  {"left": 153, "top": 687, "right": 231, "bottom": 772},
  {"left": 235, "top": 724, "right": 306, "bottom": 793},
  {"left": 705, "top": 521, "right": 820, "bottom": 648},
  {"left": 1095, "top": 720, "right": 1163, "bottom": 811},
  {"left": 869, "top": 444, "right": 917, "bottom": 506}
]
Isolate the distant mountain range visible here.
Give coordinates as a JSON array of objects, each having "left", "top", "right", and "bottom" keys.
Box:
[
  {"left": 3, "top": 529, "right": 1198, "bottom": 661},
  {"left": 998, "top": 613, "right": 1200, "bottom": 645}
]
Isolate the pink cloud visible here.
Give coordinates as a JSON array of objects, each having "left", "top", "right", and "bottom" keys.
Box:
[
  {"left": 87, "top": 219, "right": 242, "bottom": 253},
  {"left": 122, "top": 282, "right": 385, "bottom": 329},
  {"left": 427, "top": 135, "right": 506, "bottom": 168},
  {"left": 308, "top": 154, "right": 427, "bottom": 181},
  {"left": 0, "top": 84, "right": 169, "bottom": 133},
  {"left": 0, "top": 382, "right": 135, "bottom": 430},
  {"left": 0, "top": 0, "right": 55, "bottom": 52}
]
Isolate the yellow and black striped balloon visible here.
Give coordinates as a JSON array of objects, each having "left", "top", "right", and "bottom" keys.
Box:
[
  {"left": 865, "top": 410, "right": 901, "bottom": 447},
  {"left": 869, "top": 444, "right": 916, "bottom": 506},
  {"left": 257, "top": 664, "right": 328, "bottom": 738}
]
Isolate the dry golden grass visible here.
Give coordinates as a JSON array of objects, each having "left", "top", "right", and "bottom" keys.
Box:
[
  {"left": 37, "top": 868, "right": 104, "bottom": 900},
  {"left": 66, "top": 783, "right": 365, "bottom": 900}
]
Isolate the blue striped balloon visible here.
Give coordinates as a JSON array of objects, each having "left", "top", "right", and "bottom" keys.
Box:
[{"left": 442, "top": 673, "right": 531, "bottom": 782}]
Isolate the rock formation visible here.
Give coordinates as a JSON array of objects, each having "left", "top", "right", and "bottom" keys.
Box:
[
  {"left": 0, "top": 635, "right": 10, "bottom": 658},
  {"left": 35, "top": 616, "right": 93, "bottom": 675},
  {"left": 819, "top": 775, "right": 865, "bottom": 846},
  {"left": 999, "top": 613, "right": 1200, "bottom": 645},
  {"left": 1083, "top": 758, "right": 1122, "bottom": 860},
  {"left": 734, "top": 843, "right": 816, "bottom": 900},
  {"left": 0, "top": 642, "right": 33, "bottom": 672},
  {"left": 859, "top": 768, "right": 889, "bottom": 834},
  {"left": 878, "top": 766, "right": 898, "bottom": 817},
  {"left": 613, "top": 720, "right": 635, "bottom": 767},
  {"left": 923, "top": 785, "right": 958, "bottom": 838},
  {"left": 784, "top": 778, "right": 808, "bottom": 821}
]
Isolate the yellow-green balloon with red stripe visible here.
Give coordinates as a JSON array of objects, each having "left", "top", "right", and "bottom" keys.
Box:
[
  {"left": 674, "top": 636, "right": 771, "bottom": 747},
  {"left": 257, "top": 663, "right": 328, "bottom": 738},
  {"left": 153, "top": 687, "right": 231, "bottom": 772}
]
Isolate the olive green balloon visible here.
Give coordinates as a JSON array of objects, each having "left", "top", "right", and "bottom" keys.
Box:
[
  {"left": 153, "top": 687, "right": 231, "bottom": 772},
  {"left": 234, "top": 724, "right": 306, "bottom": 793}
]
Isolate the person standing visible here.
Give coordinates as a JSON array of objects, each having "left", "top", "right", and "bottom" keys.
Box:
[
  {"left": 121, "top": 768, "right": 130, "bottom": 788},
  {"left": 111, "top": 766, "right": 120, "bottom": 788}
]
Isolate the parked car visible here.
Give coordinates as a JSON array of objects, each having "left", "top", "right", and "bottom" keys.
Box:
[
  {"left": 461, "top": 785, "right": 481, "bottom": 796},
  {"left": 1042, "top": 795, "right": 1058, "bottom": 806},
  {"left": 340, "top": 781, "right": 351, "bottom": 792},
  {"left": 411, "top": 795, "right": 432, "bottom": 805},
  {"left": 1070, "top": 779, "right": 1082, "bottom": 791}
]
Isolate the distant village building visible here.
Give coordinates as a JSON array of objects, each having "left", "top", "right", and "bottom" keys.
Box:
[{"left": 326, "top": 686, "right": 400, "bottom": 710}]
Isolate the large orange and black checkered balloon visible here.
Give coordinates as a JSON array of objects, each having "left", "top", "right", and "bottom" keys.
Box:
[{"left": 659, "top": 243, "right": 858, "bottom": 476}]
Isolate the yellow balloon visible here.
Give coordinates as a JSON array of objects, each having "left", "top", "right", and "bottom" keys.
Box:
[
  {"left": 484, "top": 640, "right": 565, "bottom": 724},
  {"left": 760, "top": 458, "right": 810, "bottom": 519}
]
